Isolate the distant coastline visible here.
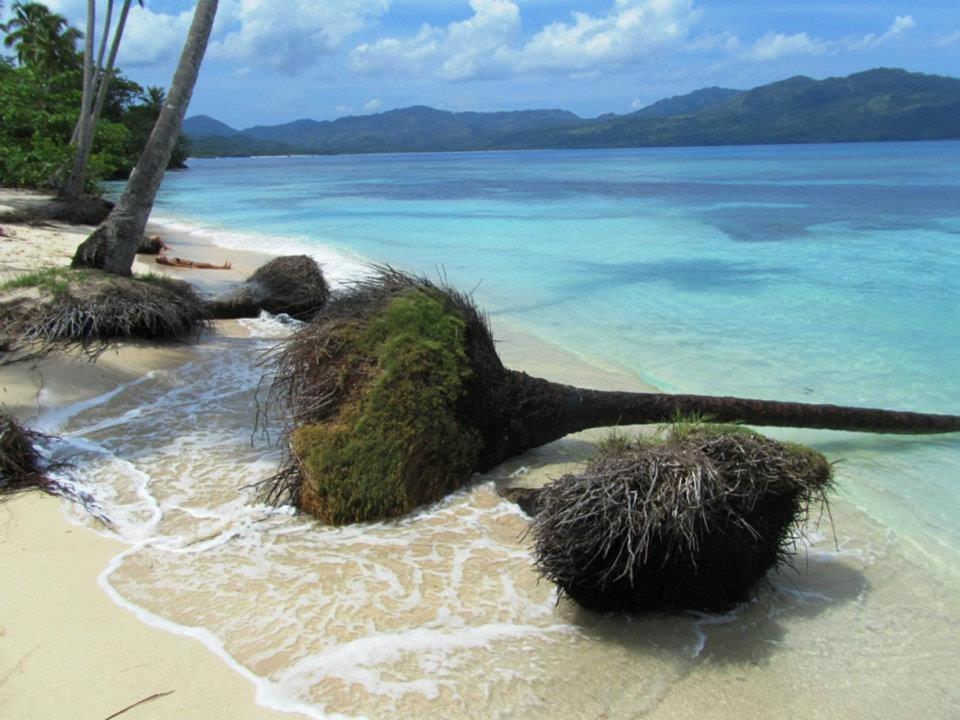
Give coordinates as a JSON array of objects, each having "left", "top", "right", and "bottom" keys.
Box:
[{"left": 185, "top": 68, "right": 960, "bottom": 159}]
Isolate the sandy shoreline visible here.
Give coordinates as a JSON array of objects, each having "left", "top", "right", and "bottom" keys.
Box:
[
  {"left": 2, "top": 189, "right": 958, "bottom": 719},
  {"left": 0, "top": 190, "right": 308, "bottom": 718},
  {"left": 0, "top": 189, "right": 652, "bottom": 720}
]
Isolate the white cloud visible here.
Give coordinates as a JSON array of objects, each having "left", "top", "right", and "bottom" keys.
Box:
[
  {"left": 350, "top": 0, "right": 699, "bottom": 80},
  {"left": 336, "top": 104, "right": 355, "bottom": 115},
  {"left": 210, "top": 0, "right": 392, "bottom": 73},
  {"left": 630, "top": 98, "right": 645, "bottom": 109},
  {"left": 363, "top": 98, "right": 383, "bottom": 112},
  {"left": 350, "top": 0, "right": 520, "bottom": 81},
  {"left": 517, "top": 0, "right": 698, "bottom": 73},
  {"left": 746, "top": 15, "right": 915, "bottom": 61},
  {"left": 749, "top": 31, "right": 827, "bottom": 61},
  {"left": 848, "top": 14, "right": 915, "bottom": 50},
  {"left": 935, "top": 30, "right": 960, "bottom": 47},
  {"left": 118, "top": 6, "right": 194, "bottom": 67}
]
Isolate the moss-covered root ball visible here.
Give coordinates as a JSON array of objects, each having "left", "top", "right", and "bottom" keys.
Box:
[
  {"left": 529, "top": 426, "right": 833, "bottom": 614},
  {"left": 286, "top": 282, "right": 485, "bottom": 525}
]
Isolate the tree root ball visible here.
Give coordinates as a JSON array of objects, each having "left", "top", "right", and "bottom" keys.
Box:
[
  {"left": 529, "top": 426, "right": 833, "bottom": 614},
  {"left": 0, "top": 269, "right": 210, "bottom": 362},
  {"left": 207, "top": 255, "right": 330, "bottom": 320},
  {"left": 260, "top": 267, "right": 506, "bottom": 524}
]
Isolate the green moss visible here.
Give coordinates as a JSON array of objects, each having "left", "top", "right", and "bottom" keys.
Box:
[{"left": 292, "top": 288, "right": 483, "bottom": 524}]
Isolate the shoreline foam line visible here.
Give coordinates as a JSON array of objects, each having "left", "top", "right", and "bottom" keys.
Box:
[
  {"left": 96, "top": 544, "right": 345, "bottom": 720},
  {"left": 148, "top": 214, "right": 373, "bottom": 288}
]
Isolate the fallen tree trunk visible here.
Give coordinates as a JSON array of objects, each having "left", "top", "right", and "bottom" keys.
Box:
[
  {"left": 480, "top": 372, "right": 960, "bottom": 471},
  {"left": 262, "top": 267, "right": 960, "bottom": 525}
]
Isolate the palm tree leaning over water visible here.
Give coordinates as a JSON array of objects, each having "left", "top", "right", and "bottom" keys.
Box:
[{"left": 73, "top": 0, "right": 219, "bottom": 275}]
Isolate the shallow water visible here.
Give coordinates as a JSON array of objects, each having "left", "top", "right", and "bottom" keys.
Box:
[
  {"left": 43, "top": 319, "right": 960, "bottom": 719},
  {"left": 56, "top": 141, "right": 960, "bottom": 717},
  {"left": 144, "top": 142, "right": 960, "bottom": 574}
]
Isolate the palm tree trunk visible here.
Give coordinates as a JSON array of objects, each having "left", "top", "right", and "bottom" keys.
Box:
[
  {"left": 72, "top": 0, "right": 219, "bottom": 275},
  {"left": 89, "top": 0, "right": 131, "bottom": 134},
  {"left": 62, "top": 0, "right": 131, "bottom": 199},
  {"left": 479, "top": 370, "right": 960, "bottom": 469},
  {"left": 61, "top": 0, "right": 96, "bottom": 197}
]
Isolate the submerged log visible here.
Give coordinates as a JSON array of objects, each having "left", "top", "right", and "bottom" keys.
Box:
[
  {"left": 261, "top": 267, "right": 960, "bottom": 525},
  {"left": 208, "top": 255, "right": 329, "bottom": 320}
]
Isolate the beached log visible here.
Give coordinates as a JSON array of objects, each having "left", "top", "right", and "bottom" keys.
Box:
[
  {"left": 260, "top": 267, "right": 960, "bottom": 525},
  {"left": 524, "top": 425, "right": 832, "bottom": 613},
  {"left": 0, "top": 195, "right": 113, "bottom": 226},
  {"left": 207, "top": 255, "right": 329, "bottom": 320}
]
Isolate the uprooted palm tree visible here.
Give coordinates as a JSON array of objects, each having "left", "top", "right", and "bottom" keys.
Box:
[
  {"left": 72, "top": 0, "right": 218, "bottom": 275},
  {"left": 59, "top": 0, "right": 145, "bottom": 202},
  {"left": 260, "top": 268, "right": 960, "bottom": 526}
]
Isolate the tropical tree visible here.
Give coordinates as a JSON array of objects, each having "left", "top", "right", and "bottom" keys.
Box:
[
  {"left": 144, "top": 84, "right": 165, "bottom": 114},
  {"left": 72, "top": 0, "right": 218, "bottom": 275},
  {"left": 60, "top": 0, "right": 144, "bottom": 200},
  {"left": 1, "top": 2, "right": 81, "bottom": 73}
]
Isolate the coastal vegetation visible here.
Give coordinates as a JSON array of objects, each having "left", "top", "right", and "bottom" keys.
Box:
[
  {"left": 262, "top": 268, "right": 960, "bottom": 527},
  {"left": 185, "top": 68, "right": 960, "bottom": 158},
  {"left": 526, "top": 423, "right": 833, "bottom": 612},
  {"left": 0, "top": 2, "right": 187, "bottom": 196}
]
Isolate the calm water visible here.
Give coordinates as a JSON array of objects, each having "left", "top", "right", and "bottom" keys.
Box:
[{"left": 143, "top": 142, "right": 960, "bottom": 569}]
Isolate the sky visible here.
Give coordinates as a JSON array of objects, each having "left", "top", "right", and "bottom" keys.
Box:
[{"left": 10, "top": 0, "right": 960, "bottom": 128}]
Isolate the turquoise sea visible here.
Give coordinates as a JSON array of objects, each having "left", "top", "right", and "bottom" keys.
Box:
[{"left": 145, "top": 141, "right": 960, "bottom": 573}]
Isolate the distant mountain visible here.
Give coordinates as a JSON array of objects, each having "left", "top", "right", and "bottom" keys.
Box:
[
  {"left": 236, "top": 106, "right": 583, "bottom": 154},
  {"left": 498, "top": 69, "right": 960, "bottom": 149},
  {"left": 182, "top": 114, "right": 239, "bottom": 138},
  {"left": 629, "top": 87, "right": 744, "bottom": 118},
  {"left": 184, "top": 68, "right": 960, "bottom": 158}
]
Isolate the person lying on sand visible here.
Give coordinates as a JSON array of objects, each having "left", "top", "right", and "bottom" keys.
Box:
[{"left": 156, "top": 254, "right": 232, "bottom": 270}]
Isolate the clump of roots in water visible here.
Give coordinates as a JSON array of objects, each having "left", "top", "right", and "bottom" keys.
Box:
[
  {"left": 0, "top": 267, "right": 210, "bottom": 363},
  {"left": 528, "top": 423, "right": 833, "bottom": 613}
]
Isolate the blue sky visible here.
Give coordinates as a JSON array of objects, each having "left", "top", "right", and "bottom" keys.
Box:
[{"left": 21, "top": 1, "right": 960, "bottom": 127}]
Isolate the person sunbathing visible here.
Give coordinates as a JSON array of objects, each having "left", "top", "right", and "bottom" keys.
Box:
[{"left": 156, "top": 254, "right": 232, "bottom": 270}]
